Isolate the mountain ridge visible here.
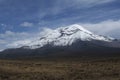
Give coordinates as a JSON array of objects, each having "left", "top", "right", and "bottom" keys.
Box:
[
  {"left": 0, "top": 24, "right": 120, "bottom": 59},
  {"left": 22, "top": 24, "right": 114, "bottom": 49}
]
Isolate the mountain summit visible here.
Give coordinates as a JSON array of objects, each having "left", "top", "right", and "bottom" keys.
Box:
[
  {"left": 0, "top": 24, "right": 120, "bottom": 58},
  {"left": 23, "top": 24, "right": 113, "bottom": 49}
]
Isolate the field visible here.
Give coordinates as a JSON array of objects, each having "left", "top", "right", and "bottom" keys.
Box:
[{"left": 0, "top": 57, "right": 120, "bottom": 80}]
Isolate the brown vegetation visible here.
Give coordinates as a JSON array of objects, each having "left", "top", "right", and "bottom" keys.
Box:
[{"left": 0, "top": 57, "right": 120, "bottom": 80}]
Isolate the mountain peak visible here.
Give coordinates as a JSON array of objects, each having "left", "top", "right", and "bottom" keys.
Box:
[
  {"left": 57, "top": 24, "right": 92, "bottom": 34},
  {"left": 7, "top": 24, "right": 114, "bottom": 49},
  {"left": 22, "top": 24, "right": 113, "bottom": 49}
]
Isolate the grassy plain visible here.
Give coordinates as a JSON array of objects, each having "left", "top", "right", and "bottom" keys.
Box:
[{"left": 0, "top": 57, "right": 120, "bottom": 80}]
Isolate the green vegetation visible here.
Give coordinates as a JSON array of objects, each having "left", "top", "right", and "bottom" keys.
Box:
[{"left": 0, "top": 57, "right": 120, "bottom": 80}]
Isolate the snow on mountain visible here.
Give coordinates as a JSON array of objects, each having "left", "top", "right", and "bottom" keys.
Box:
[{"left": 22, "top": 24, "right": 114, "bottom": 49}]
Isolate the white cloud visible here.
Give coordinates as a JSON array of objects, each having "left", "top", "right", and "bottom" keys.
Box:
[
  {"left": 0, "top": 29, "right": 45, "bottom": 50},
  {"left": 81, "top": 20, "right": 120, "bottom": 38},
  {"left": 55, "top": 0, "right": 115, "bottom": 9},
  {"left": 60, "top": 0, "right": 115, "bottom": 10},
  {"left": 7, "top": 40, "right": 31, "bottom": 48},
  {"left": 20, "top": 22, "right": 34, "bottom": 27},
  {"left": 77, "top": 0, "right": 115, "bottom": 4},
  {"left": 0, "top": 40, "right": 6, "bottom": 44},
  {"left": 70, "top": 0, "right": 114, "bottom": 8},
  {"left": 0, "top": 31, "right": 29, "bottom": 40},
  {"left": 37, "top": 0, "right": 115, "bottom": 19},
  {"left": 0, "top": 31, "right": 38, "bottom": 50}
]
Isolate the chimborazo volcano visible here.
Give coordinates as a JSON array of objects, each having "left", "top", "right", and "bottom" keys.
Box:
[{"left": 0, "top": 24, "right": 120, "bottom": 58}]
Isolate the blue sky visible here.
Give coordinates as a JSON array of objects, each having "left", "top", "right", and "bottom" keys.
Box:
[{"left": 0, "top": 0, "right": 120, "bottom": 50}]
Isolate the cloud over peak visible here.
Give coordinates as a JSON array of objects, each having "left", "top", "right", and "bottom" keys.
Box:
[{"left": 82, "top": 20, "right": 120, "bottom": 38}]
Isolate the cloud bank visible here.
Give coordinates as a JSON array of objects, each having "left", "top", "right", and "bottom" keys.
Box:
[
  {"left": 82, "top": 20, "right": 120, "bottom": 38},
  {"left": 0, "top": 31, "right": 40, "bottom": 50}
]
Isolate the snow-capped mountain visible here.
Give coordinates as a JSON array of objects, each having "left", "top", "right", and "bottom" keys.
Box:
[
  {"left": 0, "top": 24, "right": 120, "bottom": 59},
  {"left": 23, "top": 24, "right": 114, "bottom": 49}
]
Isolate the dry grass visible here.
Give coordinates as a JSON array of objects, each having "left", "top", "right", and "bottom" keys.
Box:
[{"left": 0, "top": 57, "right": 120, "bottom": 80}]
